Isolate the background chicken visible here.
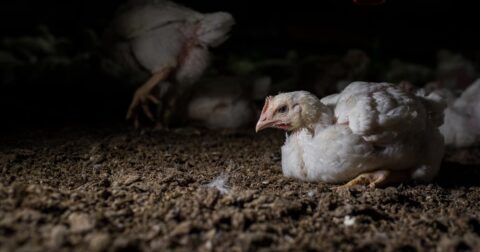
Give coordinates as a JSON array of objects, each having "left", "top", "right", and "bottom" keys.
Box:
[
  {"left": 256, "top": 82, "right": 445, "bottom": 187},
  {"left": 186, "top": 75, "right": 270, "bottom": 129},
  {"left": 383, "top": 59, "right": 433, "bottom": 88},
  {"left": 435, "top": 49, "right": 478, "bottom": 90},
  {"left": 424, "top": 79, "right": 480, "bottom": 148},
  {"left": 297, "top": 49, "right": 371, "bottom": 97},
  {"left": 104, "top": 0, "right": 235, "bottom": 128}
]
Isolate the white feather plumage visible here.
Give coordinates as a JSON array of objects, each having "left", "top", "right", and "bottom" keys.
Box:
[
  {"left": 281, "top": 81, "right": 445, "bottom": 184},
  {"left": 436, "top": 79, "right": 480, "bottom": 147}
]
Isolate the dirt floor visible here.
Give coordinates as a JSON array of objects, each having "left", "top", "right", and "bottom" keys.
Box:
[{"left": 1, "top": 125, "right": 480, "bottom": 252}]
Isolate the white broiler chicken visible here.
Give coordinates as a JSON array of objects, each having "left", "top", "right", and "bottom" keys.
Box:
[
  {"left": 255, "top": 82, "right": 446, "bottom": 187},
  {"left": 436, "top": 49, "right": 477, "bottom": 90},
  {"left": 428, "top": 79, "right": 480, "bottom": 147},
  {"left": 105, "top": 0, "right": 234, "bottom": 127},
  {"left": 187, "top": 75, "right": 270, "bottom": 129}
]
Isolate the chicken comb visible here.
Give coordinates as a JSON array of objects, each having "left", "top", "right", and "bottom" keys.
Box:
[{"left": 262, "top": 96, "right": 273, "bottom": 114}]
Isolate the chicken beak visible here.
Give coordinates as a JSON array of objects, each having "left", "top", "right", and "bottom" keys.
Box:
[
  {"left": 255, "top": 118, "right": 276, "bottom": 132},
  {"left": 256, "top": 96, "right": 274, "bottom": 132}
]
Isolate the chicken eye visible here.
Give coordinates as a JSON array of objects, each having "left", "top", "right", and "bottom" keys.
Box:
[{"left": 277, "top": 105, "right": 289, "bottom": 114}]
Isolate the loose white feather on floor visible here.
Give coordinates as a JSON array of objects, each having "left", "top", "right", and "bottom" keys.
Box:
[{"left": 205, "top": 174, "right": 230, "bottom": 194}]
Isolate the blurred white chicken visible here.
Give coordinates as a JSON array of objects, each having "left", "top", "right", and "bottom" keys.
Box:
[
  {"left": 104, "top": 0, "right": 234, "bottom": 128},
  {"left": 297, "top": 49, "right": 371, "bottom": 97},
  {"left": 255, "top": 82, "right": 446, "bottom": 187},
  {"left": 436, "top": 49, "right": 477, "bottom": 90},
  {"left": 384, "top": 59, "right": 433, "bottom": 87},
  {"left": 426, "top": 79, "right": 480, "bottom": 148},
  {"left": 186, "top": 75, "right": 271, "bottom": 129}
]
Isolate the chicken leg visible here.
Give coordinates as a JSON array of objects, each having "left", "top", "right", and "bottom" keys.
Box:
[
  {"left": 126, "top": 67, "right": 172, "bottom": 128},
  {"left": 340, "top": 170, "right": 411, "bottom": 188}
]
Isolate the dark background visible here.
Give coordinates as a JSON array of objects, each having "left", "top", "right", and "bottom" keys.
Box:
[{"left": 0, "top": 0, "right": 478, "bottom": 127}]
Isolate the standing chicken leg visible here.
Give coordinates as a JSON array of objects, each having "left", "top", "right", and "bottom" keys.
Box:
[
  {"left": 106, "top": 0, "right": 234, "bottom": 129},
  {"left": 126, "top": 67, "right": 172, "bottom": 128}
]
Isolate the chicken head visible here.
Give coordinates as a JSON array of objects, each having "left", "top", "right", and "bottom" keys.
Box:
[{"left": 255, "top": 91, "right": 332, "bottom": 133}]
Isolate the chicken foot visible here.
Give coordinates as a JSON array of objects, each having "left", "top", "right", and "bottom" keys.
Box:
[
  {"left": 340, "top": 170, "right": 410, "bottom": 188},
  {"left": 153, "top": 95, "right": 176, "bottom": 131},
  {"left": 126, "top": 67, "right": 172, "bottom": 128}
]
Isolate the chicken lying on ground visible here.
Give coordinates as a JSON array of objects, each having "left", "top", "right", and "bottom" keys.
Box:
[
  {"left": 105, "top": 0, "right": 234, "bottom": 128},
  {"left": 255, "top": 82, "right": 446, "bottom": 188},
  {"left": 426, "top": 79, "right": 480, "bottom": 148},
  {"left": 186, "top": 75, "right": 271, "bottom": 129}
]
